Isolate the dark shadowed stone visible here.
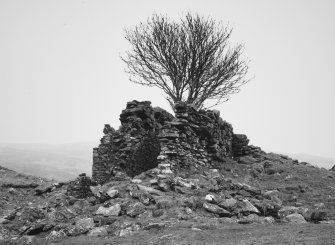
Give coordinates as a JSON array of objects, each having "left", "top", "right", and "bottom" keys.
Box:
[
  {"left": 153, "top": 107, "right": 174, "bottom": 124},
  {"left": 35, "top": 186, "right": 53, "bottom": 196},
  {"left": 310, "top": 210, "right": 327, "bottom": 222},
  {"left": 26, "top": 223, "right": 46, "bottom": 235},
  {"left": 125, "top": 133, "right": 161, "bottom": 177}
]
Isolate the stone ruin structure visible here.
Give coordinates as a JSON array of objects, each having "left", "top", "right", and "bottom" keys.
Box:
[{"left": 92, "top": 100, "right": 263, "bottom": 184}]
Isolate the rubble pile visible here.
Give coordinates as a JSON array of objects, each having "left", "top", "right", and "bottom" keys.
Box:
[{"left": 1, "top": 157, "right": 332, "bottom": 244}]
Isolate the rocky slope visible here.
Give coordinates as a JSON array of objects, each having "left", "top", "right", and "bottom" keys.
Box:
[
  {"left": 1, "top": 101, "right": 335, "bottom": 244},
  {"left": 0, "top": 151, "right": 335, "bottom": 244}
]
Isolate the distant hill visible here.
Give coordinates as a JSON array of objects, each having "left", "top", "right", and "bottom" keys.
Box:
[
  {"left": 0, "top": 142, "right": 334, "bottom": 182},
  {"left": 0, "top": 142, "right": 97, "bottom": 181},
  {"left": 286, "top": 153, "right": 335, "bottom": 170}
]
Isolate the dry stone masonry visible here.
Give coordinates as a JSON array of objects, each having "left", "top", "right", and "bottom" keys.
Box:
[
  {"left": 66, "top": 173, "right": 95, "bottom": 199},
  {"left": 232, "top": 134, "right": 264, "bottom": 158},
  {"left": 92, "top": 100, "right": 262, "bottom": 184}
]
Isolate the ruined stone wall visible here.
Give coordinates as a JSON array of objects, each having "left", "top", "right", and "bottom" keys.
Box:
[
  {"left": 92, "top": 101, "right": 169, "bottom": 183},
  {"left": 232, "top": 134, "right": 265, "bottom": 158},
  {"left": 156, "top": 102, "right": 234, "bottom": 176},
  {"left": 92, "top": 100, "right": 259, "bottom": 184}
]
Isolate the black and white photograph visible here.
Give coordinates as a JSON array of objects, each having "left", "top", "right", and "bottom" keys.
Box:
[{"left": 0, "top": 0, "right": 335, "bottom": 244}]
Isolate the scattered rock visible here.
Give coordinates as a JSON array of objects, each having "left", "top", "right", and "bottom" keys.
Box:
[
  {"left": 106, "top": 189, "right": 119, "bottom": 198},
  {"left": 143, "top": 222, "right": 166, "bottom": 230},
  {"left": 203, "top": 203, "right": 232, "bottom": 217},
  {"left": 96, "top": 204, "right": 121, "bottom": 216},
  {"left": 241, "top": 199, "right": 260, "bottom": 214},
  {"left": 152, "top": 209, "right": 164, "bottom": 217},
  {"left": 75, "top": 218, "right": 95, "bottom": 230},
  {"left": 264, "top": 216, "right": 275, "bottom": 224},
  {"left": 119, "top": 224, "right": 140, "bottom": 237},
  {"left": 251, "top": 163, "right": 264, "bottom": 177},
  {"left": 278, "top": 206, "right": 299, "bottom": 218},
  {"left": 263, "top": 190, "right": 280, "bottom": 199},
  {"left": 90, "top": 185, "right": 103, "bottom": 198},
  {"left": 284, "top": 213, "right": 307, "bottom": 224},
  {"left": 137, "top": 184, "right": 163, "bottom": 195},
  {"left": 156, "top": 197, "right": 175, "bottom": 209},
  {"left": 131, "top": 179, "right": 142, "bottom": 184},
  {"left": 218, "top": 198, "right": 237, "bottom": 211},
  {"left": 138, "top": 192, "right": 152, "bottom": 206},
  {"left": 46, "top": 230, "right": 67, "bottom": 242},
  {"left": 125, "top": 202, "right": 146, "bottom": 217},
  {"left": 205, "top": 194, "right": 221, "bottom": 204},
  {"left": 88, "top": 227, "right": 108, "bottom": 237}
]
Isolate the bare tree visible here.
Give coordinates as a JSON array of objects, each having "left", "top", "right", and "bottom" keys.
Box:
[{"left": 121, "top": 13, "right": 249, "bottom": 109}]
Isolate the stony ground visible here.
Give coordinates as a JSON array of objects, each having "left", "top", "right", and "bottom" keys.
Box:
[
  {"left": 1, "top": 153, "right": 335, "bottom": 245},
  {"left": 48, "top": 223, "right": 335, "bottom": 245}
]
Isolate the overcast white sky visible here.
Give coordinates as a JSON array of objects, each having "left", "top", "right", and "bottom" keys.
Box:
[{"left": 0, "top": 0, "right": 334, "bottom": 158}]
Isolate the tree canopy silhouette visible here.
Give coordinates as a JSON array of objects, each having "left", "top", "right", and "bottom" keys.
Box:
[{"left": 122, "top": 13, "right": 249, "bottom": 109}]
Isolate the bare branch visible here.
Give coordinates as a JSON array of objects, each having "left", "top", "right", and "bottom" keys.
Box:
[{"left": 121, "top": 12, "right": 250, "bottom": 109}]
